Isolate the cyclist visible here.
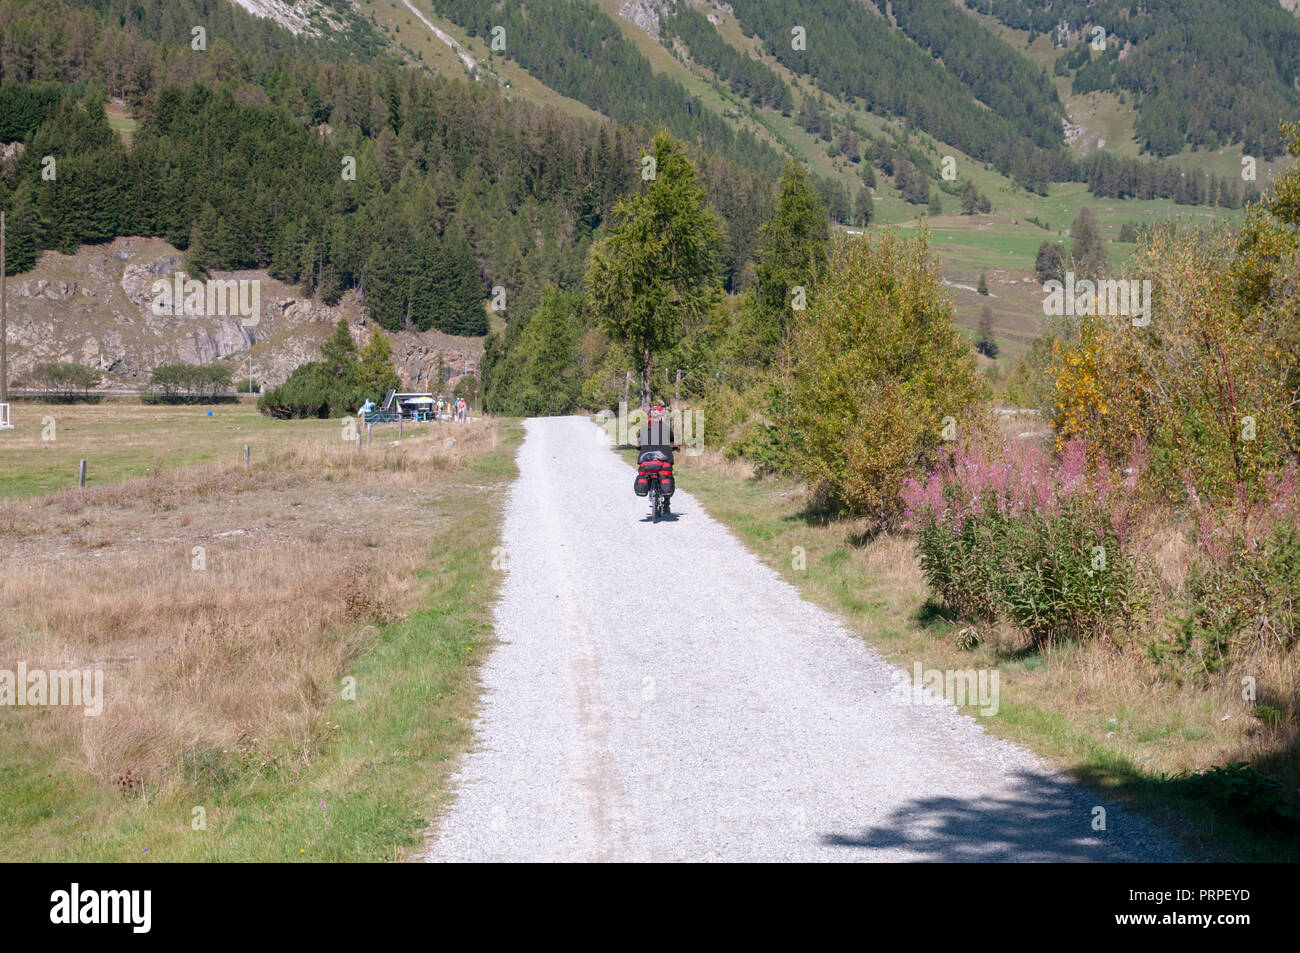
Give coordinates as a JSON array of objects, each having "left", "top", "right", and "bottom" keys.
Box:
[{"left": 636, "top": 404, "right": 679, "bottom": 513}]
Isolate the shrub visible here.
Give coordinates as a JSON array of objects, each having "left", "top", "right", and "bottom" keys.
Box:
[
  {"left": 1052, "top": 221, "right": 1296, "bottom": 505},
  {"left": 257, "top": 362, "right": 337, "bottom": 419},
  {"left": 259, "top": 321, "right": 401, "bottom": 419},
  {"left": 1175, "top": 762, "right": 1299, "bottom": 828},
  {"left": 780, "top": 229, "right": 987, "bottom": 521},
  {"left": 34, "top": 361, "right": 100, "bottom": 400},
  {"left": 699, "top": 378, "right": 785, "bottom": 468},
  {"left": 903, "top": 435, "right": 1143, "bottom": 645},
  {"left": 481, "top": 290, "right": 583, "bottom": 416},
  {"left": 453, "top": 375, "right": 479, "bottom": 404},
  {"left": 143, "top": 364, "right": 235, "bottom": 404},
  {"left": 580, "top": 371, "right": 618, "bottom": 414},
  {"left": 1166, "top": 466, "right": 1300, "bottom": 669},
  {"left": 353, "top": 328, "right": 401, "bottom": 404},
  {"left": 1002, "top": 333, "right": 1059, "bottom": 414}
]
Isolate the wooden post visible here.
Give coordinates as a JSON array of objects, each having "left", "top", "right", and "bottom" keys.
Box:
[
  {"left": 366, "top": 423, "right": 371, "bottom": 449},
  {"left": 77, "top": 459, "right": 86, "bottom": 488},
  {"left": 398, "top": 417, "right": 403, "bottom": 439},
  {"left": 355, "top": 428, "right": 361, "bottom": 453},
  {"left": 243, "top": 444, "right": 249, "bottom": 466}
]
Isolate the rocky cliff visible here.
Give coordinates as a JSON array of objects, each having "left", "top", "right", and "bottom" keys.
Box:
[{"left": 4, "top": 237, "right": 483, "bottom": 393}]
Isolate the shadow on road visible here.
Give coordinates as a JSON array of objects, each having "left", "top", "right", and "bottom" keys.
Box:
[
  {"left": 641, "top": 512, "right": 681, "bottom": 523},
  {"left": 822, "top": 770, "right": 1174, "bottom": 862}
]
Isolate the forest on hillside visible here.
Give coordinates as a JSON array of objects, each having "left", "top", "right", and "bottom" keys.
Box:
[
  {"left": 730, "top": 0, "right": 1069, "bottom": 190},
  {"left": 0, "top": 0, "right": 1277, "bottom": 341},
  {"left": 0, "top": 0, "right": 779, "bottom": 334},
  {"left": 672, "top": 0, "right": 1269, "bottom": 203},
  {"left": 985, "top": 0, "right": 1300, "bottom": 157},
  {"left": 659, "top": 5, "right": 793, "bottom": 114},
  {"left": 412, "top": 0, "right": 783, "bottom": 178}
]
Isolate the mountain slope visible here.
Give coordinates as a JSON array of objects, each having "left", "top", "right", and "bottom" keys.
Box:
[
  {"left": 982, "top": 0, "right": 1300, "bottom": 157},
  {"left": 3, "top": 0, "right": 1291, "bottom": 374}
]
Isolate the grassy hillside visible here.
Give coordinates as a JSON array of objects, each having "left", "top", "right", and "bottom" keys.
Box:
[
  {"left": 263, "top": 0, "right": 1290, "bottom": 219},
  {"left": 345, "top": 0, "right": 1274, "bottom": 355},
  {"left": 361, "top": 0, "right": 606, "bottom": 122}
]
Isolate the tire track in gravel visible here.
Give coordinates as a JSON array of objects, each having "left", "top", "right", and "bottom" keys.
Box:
[
  {"left": 423, "top": 416, "right": 1183, "bottom": 862},
  {"left": 530, "top": 439, "right": 629, "bottom": 861}
]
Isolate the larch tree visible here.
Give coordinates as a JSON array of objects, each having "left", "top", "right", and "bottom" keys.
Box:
[
  {"left": 585, "top": 130, "right": 723, "bottom": 413},
  {"left": 355, "top": 327, "right": 401, "bottom": 403},
  {"left": 753, "top": 161, "right": 830, "bottom": 359}
]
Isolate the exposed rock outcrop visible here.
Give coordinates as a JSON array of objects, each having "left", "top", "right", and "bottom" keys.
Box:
[
  {"left": 620, "top": 0, "right": 674, "bottom": 35},
  {"left": 3, "top": 237, "right": 484, "bottom": 394}
]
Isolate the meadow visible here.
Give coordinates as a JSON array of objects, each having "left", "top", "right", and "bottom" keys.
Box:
[
  {"left": 0, "top": 399, "right": 426, "bottom": 499},
  {"left": 0, "top": 403, "right": 519, "bottom": 860}
]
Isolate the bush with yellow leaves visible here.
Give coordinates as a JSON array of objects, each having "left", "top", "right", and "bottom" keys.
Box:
[
  {"left": 1050, "top": 223, "right": 1294, "bottom": 504},
  {"left": 779, "top": 228, "right": 988, "bottom": 522}
]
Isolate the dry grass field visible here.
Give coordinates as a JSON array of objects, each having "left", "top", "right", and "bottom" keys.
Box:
[{"left": 0, "top": 404, "right": 519, "bottom": 860}]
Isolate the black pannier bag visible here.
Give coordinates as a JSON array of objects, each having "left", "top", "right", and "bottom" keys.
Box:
[{"left": 634, "top": 458, "right": 673, "bottom": 497}]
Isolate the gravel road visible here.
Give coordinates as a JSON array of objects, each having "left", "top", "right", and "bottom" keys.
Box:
[{"left": 423, "top": 416, "right": 1181, "bottom": 862}]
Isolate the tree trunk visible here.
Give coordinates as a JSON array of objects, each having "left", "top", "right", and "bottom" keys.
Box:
[{"left": 641, "top": 341, "right": 652, "bottom": 416}]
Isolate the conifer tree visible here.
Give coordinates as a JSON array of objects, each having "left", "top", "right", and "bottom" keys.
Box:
[
  {"left": 355, "top": 327, "right": 401, "bottom": 402},
  {"left": 752, "top": 162, "right": 830, "bottom": 358},
  {"left": 586, "top": 131, "right": 723, "bottom": 412}
]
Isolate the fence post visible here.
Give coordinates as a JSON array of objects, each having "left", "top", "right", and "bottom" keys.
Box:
[
  {"left": 366, "top": 423, "right": 372, "bottom": 449},
  {"left": 243, "top": 445, "right": 249, "bottom": 466},
  {"left": 398, "top": 418, "right": 403, "bottom": 439},
  {"left": 355, "top": 428, "right": 361, "bottom": 453},
  {"left": 77, "top": 459, "right": 86, "bottom": 488}
]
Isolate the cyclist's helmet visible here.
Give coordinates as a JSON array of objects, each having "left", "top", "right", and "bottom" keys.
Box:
[{"left": 648, "top": 404, "right": 665, "bottom": 420}]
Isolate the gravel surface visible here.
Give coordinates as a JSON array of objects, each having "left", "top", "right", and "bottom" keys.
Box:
[{"left": 423, "top": 416, "right": 1182, "bottom": 862}]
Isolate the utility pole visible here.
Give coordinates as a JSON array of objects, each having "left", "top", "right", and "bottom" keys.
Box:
[{"left": 1, "top": 210, "right": 7, "bottom": 403}]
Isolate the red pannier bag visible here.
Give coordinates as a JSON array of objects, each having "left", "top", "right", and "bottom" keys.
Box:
[{"left": 634, "top": 458, "right": 673, "bottom": 497}]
